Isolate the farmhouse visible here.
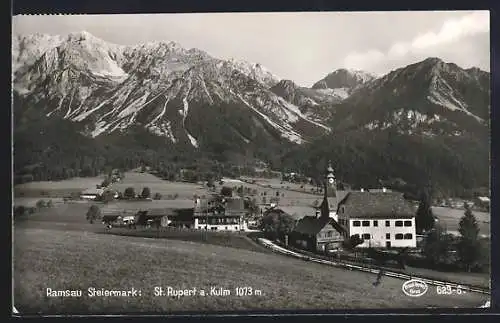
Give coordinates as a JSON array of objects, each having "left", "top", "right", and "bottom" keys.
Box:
[
  {"left": 289, "top": 162, "right": 346, "bottom": 252},
  {"left": 193, "top": 196, "right": 248, "bottom": 231},
  {"left": 80, "top": 188, "right": 104, "bottom": 200},
  {"left": 336, "top": 191, "right": 417, "bottom": 248}
]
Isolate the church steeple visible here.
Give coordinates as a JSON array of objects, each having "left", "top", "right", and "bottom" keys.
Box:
[{"left": 319, "top": 161, "right": 338, "bottom": 219}]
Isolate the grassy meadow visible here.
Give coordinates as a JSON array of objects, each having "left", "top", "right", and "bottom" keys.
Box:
[
  {"left": 14, "top": 176, "right": 105, "bottom": 198},
  {"left": 14, "top": 226, "right": 489, "bottom": 314},
  {"left": 110, "top": 172, "right": 210, "bottom": 199}
]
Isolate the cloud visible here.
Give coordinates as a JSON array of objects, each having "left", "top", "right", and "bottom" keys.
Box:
[{"left": 343, "top": 11, "right": 489, "bottom": 71}]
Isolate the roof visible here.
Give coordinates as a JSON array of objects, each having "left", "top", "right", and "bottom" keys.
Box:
[
  {"left": 339, "top": 191, "right": 415, "bottom": 219},
  {"left": 271, "top": 206, "right": 316, "bottom": 220},
  {"left": 292, "top": 216, "right": 346, "bottom": 236},
  {"left": 81, "top": 188, "right": 104, "bottom": 195}
]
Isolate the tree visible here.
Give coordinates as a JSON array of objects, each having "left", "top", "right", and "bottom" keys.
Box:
[
  {"left": 36, "top": 199, "right": 46, "bottom": 209},
  {"left": 259, "top": 211, "right": 295, "bottom": 240},
  {"left": 14, "top": 206, "right": 26, "bottom": 217},
  {"left": 415, "top": 190, "right": 435, "bottom": 234},
  {"left": 207, "top": 178, "right": 215, "bottom": 189},
  {"left": 221, "top": 186, "right": 233, "bottom": 197},
  {"left": 101, "top": 190, "right": 115, "bottom": 203},
  {"left": 124, "top": 187, "right": 136, "bottom": 199},
  {"left": 423, "top": 224, "right": 453, "bottom": 266},
  {"left": 86, "top": 205, "right": 101, "bottom": 224},
  {"left": 457, "top": 203, "right": 481, "bottom": 272},
  {"left": 153, "top": 192, "right": 162, "bottom": 200},
  {"left": 245, "top": 198, "right": 260, "bottom": 216},
  {"left": 344, "top": 234, "right": 364, "bottom": 250},
  {"left": 141, "top": 187, "right": 151, "bottom": 199}
]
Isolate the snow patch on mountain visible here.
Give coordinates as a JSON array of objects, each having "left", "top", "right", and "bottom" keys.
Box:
[
  {"left": 427, "top": 74, "right": 483, "bottom": 122},
  {"left": 237, "top": 94, "right": 304, "bottom": 144},
  {"left": 229, "top": 58, "right": 281, "bottom": 87}
]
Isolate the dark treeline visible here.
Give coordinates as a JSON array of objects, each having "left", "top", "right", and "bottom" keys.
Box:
[{"left": 280, "top": 128, "right": 489, "bottom": 199}]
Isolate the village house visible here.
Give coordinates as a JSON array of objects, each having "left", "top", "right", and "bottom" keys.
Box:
[
  {"left": 80, "top": 187, "right": 105, "bottom": 200},
  {"left": 193, "top": 196, "right": 249, "bottom": 231},
  {"left": 336, "top": 191, "right": 417, "bottom": 248}
]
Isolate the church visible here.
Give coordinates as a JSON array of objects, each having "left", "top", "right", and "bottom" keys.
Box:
[
  {"left": 289, "top": 161, "right": 417, "bottom": 251},
  {"left": 288, "top": 162, "right": 346, "bottom": 252}
]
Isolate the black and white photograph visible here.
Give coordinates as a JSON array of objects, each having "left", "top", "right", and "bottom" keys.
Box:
[{"left": 12, "top": 10, "right": 491, "bottom": 314}]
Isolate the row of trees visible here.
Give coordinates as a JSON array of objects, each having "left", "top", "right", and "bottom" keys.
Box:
[{"left": 416, "top": 189, "right": 487, "bottom": 272}]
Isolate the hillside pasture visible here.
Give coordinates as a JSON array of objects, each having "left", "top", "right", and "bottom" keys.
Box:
[
  {"left": 14, "top": 176, "right": 105, "bottom": 198},
  {"left": 222, "top": 177, "right": 320, "bottom": 207},
  {"left": 432, "top": 207, "right": 490, "bottom": 237},
  {"left": 111, "top": 172, "right": 210, "bottom": 199},
  {"left": 14, "top": 197, "right": 65, "bottom": 208},
  {"left": 14, "top": 227, "right": 488, "bottom": 314}
]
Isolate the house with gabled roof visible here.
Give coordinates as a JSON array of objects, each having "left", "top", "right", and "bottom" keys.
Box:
[{"left": 336, "top": 191, "right": 417, "bottom": 248}]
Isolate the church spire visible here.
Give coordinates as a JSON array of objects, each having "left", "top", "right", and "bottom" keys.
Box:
[{"left": 319, "top": 161, "right": 337, "bottom": 219}]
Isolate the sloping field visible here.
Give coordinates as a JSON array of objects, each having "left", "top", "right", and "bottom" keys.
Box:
[
  {"left": 14, "top": 227, "right": 488, "bottom": 314},
  {"left": 14, "top": 176, "right": 105, "bottom": 197},
  {"left": 111, "top": 172, "right": 210, "bottom": 199},
  {"left": 432, "top": 207, "right": 490, "bottom": 236}
]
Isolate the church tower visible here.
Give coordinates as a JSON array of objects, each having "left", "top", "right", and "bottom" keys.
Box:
[{"left": 319, "top": 161, "right": 338, "bottom": 220}]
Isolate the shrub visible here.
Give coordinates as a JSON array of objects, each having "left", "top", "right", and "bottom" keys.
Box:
[
  {"left": 124, "top": 187, "right": 136, "bottom": 199},
  {"left": 14, "top": 206, "right": 26, "bottom": 217},
  {"left": 153, "top": 193, "right": 162, "bottom": 200},
  {"left": 86, "top": 205, "right": 101, "bottom": 224},
  {"left": 173, "top": 193, "right": 179, "bottom": 199},
  {"left": 141, "top": 187, "right": 151, "bottom": 199},
  {"left": 36, "top": 200, "right": 46, "bottom": 209}
]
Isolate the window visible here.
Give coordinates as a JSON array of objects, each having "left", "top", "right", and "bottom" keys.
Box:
[
  {"left": 404, "top": 220, "right": 412, "bottom": 227},
  {"left": 328, "top": 231, "right": 333, "bottom": 237},
  {"left": 395, "top": 221, "right": 403, "bottom": 227},
  {"left": 404, "top": 233, "right": 413, "bottom": 240},
  {"left": 340, "top": 206, "right": 345, "bottom": 214},
  {"left": 386, "top": 241, "right": 391, "bottom": 248},
  {"left": 353, "top": 221, "right": 361, "bottom": 227},
  {"left": 386, "top": 233, "right": 390, "bottom": 239},
  {"left": 395, "top": 233, "right": 403, "bottom": 240},
  {"left": 362, "top": 220, "right": 370, "bottom": 227},
  {"left": 362, "top": 233, "right": 371, "bottom": 240},
  {"left": 225, "top": 226, "right": 228, "bottom": 230},
  {"left": 373, "top": 220, "right": 378, "bottom": 227},
  {"left": 385, "top": 220, "right": 390, "bottom": 227}
]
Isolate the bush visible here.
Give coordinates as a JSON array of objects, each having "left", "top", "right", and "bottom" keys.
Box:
[
  {"left": 173, "top": 193, "right": 179, "bottom": 199},
  {"left": 153, "top": 193, "right": 162, "bottom": 200},
  {"left": 36, "top": 200, "right": 46, "bottom": 209},
  {"left": 124, "top": 187, "right": 136, "bottom": 199},
  {"left": 46, "top": 199, "right": 54, "bottom": 207},
  {"left": 28, "top": 207, "right": 36, "bottom": 214},
  {"left": 14, "top": 206, "right": 26, "bottom": 217},
  {"left": 86, "top": 205, "right": 101, "bottom": 224},
  {"left": 141, "top": 187, "right": 151, "bottom": 199}
]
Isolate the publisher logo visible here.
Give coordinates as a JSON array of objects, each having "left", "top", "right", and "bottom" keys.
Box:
[{"left": 402, "top": 279, "right": 428, "bottom": 297}]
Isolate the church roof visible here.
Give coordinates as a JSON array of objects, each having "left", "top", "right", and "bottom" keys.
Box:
[{"left": 292, "top": 216, "right": 346, "bottom": 236}]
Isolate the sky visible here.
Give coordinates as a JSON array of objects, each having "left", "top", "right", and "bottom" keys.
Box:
[{"left": 13, "top": 11, "right": 490, "bottom": 87}]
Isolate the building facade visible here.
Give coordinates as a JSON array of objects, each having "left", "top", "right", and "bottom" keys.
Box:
[
  {"left": 193, "top": 197, "right": 248, "bottom": 231},
  {"left": 336, "top": 191, "right": 417, "bottom": 248}
]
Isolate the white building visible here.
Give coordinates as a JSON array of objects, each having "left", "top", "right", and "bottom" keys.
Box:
[
  {"left": 193, "top": 197, "right": 249, "bottom": 232},
  {"left": 336, "top": 191, "right": 417, "bottom": 248}
]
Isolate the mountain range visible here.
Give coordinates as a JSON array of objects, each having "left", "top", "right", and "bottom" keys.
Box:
[{"left": 12, "top": 31, "right": 490, "bottom": 196}]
